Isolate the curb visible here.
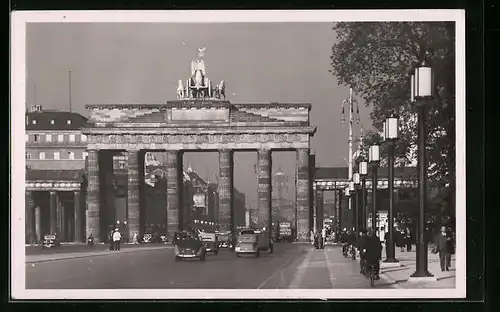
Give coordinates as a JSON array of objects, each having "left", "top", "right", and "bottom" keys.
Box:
[{"left": 26, "top": 246, "right": 173, "bottom": 264}]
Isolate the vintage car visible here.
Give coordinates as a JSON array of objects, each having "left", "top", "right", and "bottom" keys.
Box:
[
  {"left": 199, "top": 232, "right": 219, "bottom": 255},
  {"left": 42, "top": 234, "right": 60, "bottom": 248},
  {"left": 174, "top": 232, "right": 207, "bottom": 261},
  {"left": 235, "top": 229, "right": 261, "bottom": 257},
  {"left": 216, "top": 232, "right": 233, "bottom": 249}
]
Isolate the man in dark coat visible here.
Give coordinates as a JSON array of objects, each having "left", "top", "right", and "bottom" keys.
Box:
[
  {"left": 434, "top": 226, "right": 453, "bottom": 271},
  {"left": 363, "top": 229, "right": 382, "bottom": 279}
]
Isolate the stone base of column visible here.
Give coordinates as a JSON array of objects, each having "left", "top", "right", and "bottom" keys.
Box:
[{"left": 407, "top": 276, "right": 437, "bottom": 283}]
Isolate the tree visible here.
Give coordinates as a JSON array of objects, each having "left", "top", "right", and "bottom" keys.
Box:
[{"left": 330, "top": 22, "right": 456, "bottom": 217}]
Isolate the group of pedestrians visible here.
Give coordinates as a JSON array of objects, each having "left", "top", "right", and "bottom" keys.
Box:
[
  {"left": 109, "top": 228, "right": 122, "bottom": 251},
  {"left": 311, "top": 227, "right": 328, "bottom": 249}
]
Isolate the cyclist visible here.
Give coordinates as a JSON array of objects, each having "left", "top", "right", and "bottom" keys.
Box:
[{"left": 363, "top": 228, "right": 382, "bottom": 280}]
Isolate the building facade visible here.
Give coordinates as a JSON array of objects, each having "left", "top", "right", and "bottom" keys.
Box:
[{"left": 25, "top": 105, "right": 89, "bottom": 244}]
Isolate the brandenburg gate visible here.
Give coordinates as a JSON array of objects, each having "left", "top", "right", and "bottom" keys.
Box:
[{"left": 82, "top": 51, "right": 316, "bottom": 242}]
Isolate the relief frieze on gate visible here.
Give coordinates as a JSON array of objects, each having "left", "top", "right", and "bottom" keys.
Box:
[{"left": 89, "top": 132, "right": 309, "bottom": 146}]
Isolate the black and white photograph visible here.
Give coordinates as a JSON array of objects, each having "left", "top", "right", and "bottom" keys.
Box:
[{"left": 11, "top": 10, "right": 466, "bottom": 299}]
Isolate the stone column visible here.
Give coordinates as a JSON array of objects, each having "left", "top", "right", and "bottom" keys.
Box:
[
  {"left": 166, "top": 150, "right": 181, "bottom": 240},
  {"left": 35, "top": 206, "right": 41, "bottom": 243},
  {"left": 296, "top": 149, "right": 310, "bottom": 241},
  {"left": 74, "top": 191, "right": 83, "bottom": 243},
  {"left": 316, "top": 189, "right": 324, "bottom": 232},
  {"left": 60, "top": 199, "right": 66, "bottom": 241},
  {"left": 49, "top": 191, "right": 57, "bottom": 235},
  {"left": 127, "top": 150, "right": 141, "bottom": 242},
  {"left": 218, "top": 150, "right": 233, "bottom": 233},
  {"left": 86, "top": 150, "right": 101, "bottom": 242},
  {"left": 25, "top": 191, "right": 34, "bottom": 244},
  {"left": 257, "top": 150, "right": 272, "bottom": 230}
]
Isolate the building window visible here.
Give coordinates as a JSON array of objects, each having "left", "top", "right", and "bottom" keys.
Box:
[
  {"left": 119, "top": 162, "right": 126, "bottom": 170},
  {"left": 25, "top": 152, "right": 31, "bottom": 160},
  {"left": 69, "top": 134, "right": 75, "bottom": 142},
  {"left": 46, "top": 134, "right": 52, "bottom": 142},
  {"left": 67, "top": 119, "right": 72, "bottom": 125},
  {"left": 32, "top": 119, "right": 37, "bottom": 125},
  {"left": 25, "top": 134, "right": 29, "bottom": 142},
  {"left": 50, "top": 119, "right": 55, "bottom": 125},
  {"left": 34, "top": 134, "right": 40, "bottom": 142},
  {"left": 81, "top": 134, "right": 87, "bottom": 142},
  {"left": 39, "top": 152, "right": 45, "bottom": 160},
  {"left": 68, "top": 151, "right": 75, "bottom": 160},
  {"left": 58, "top": 134, "right": 64, "bottom": 142},
  {"left": 54, "top": 152, "right": 60, "bottom": 160}
]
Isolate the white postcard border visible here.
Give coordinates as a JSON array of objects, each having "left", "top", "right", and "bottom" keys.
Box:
[{"left": 11, "top": 9, "right": 466, "bottom": 300}]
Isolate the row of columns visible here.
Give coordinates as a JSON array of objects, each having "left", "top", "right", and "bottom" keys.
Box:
[
  {"left": 313, "top": 187, "right": 369, "bottom": 234},
  {"left": 85, "top": 148, "right": 313, "bottom": 243},
  {"left": 25, "top": 190, "right": 83, "bottom": 244}
]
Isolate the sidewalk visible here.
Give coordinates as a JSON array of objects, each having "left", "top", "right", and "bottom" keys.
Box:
[
  {"left": 26, "top": 245, "right": 173, "bottom": 263},
  {"left": 376, "top": 245, "right": 456, "bottom": 289}
]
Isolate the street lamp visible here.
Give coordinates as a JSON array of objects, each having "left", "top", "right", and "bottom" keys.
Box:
[
  {"left": 410, "top": 61, "right": 434, "bottom": 278},
  {"left": 353, "top": 172, "right": 361, "bottom": 236},
  {"left": 369, "top": 144, "right": 380, "bottom": 235},
  {"left": 359, "top": 161, "right": 368, "bottom": 231},
  {"left": 384, "top": 115, "right": 399, "bottom": 264}
]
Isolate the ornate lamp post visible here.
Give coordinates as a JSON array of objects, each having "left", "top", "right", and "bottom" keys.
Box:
[
  {"left": 353, "top": 173, "right": 361, "bottom": 235},
  {"left": 384, "top": 115, "right": 400, "bottom": 264},
  {"left": 410, "top": 62, "right": 434, "bottom": 278},
  {"left": 359, "top": 161, "right": 368, "bottom": 230},
  {"left": 368, "top": 145, "right": 380, "bottom": 235}
]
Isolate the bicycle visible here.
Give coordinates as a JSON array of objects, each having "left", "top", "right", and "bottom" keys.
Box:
[{"left": 366, "top": 262, "right": 377, "bottom": 287}]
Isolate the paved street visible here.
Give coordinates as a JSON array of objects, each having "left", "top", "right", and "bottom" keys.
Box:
[{"left": 26, "top": 243, "right": 393, "bottom": 289}]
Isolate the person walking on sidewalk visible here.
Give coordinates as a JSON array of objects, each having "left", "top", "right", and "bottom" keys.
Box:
[
  {"left": 321, "top": 227, "right": 327, "bottom": 249},
  {"left": 112, "top": 228, "right": 122, "bottom": 251},
  {"left": 434, "top": 226, "right": 452, "bottom": 271}
]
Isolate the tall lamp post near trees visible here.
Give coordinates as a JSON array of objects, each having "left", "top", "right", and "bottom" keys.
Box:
[
  {"left": 353, "top": 172, "right": 361, "bottom": 238},
  {"left": 383, "top": 115, "right": 400, "bottom": 265},
  {"left": 409, "top": 61, "right": 435, "bottom": 279},
  {"left": 368, "top": 145, "right": 380, "bottom": 234},
  {"left": 359, "top": 161, "right": 368, "bottom": 230}
]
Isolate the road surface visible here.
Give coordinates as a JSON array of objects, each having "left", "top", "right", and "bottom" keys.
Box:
[{"left": 26, "top": 243, "right": 395, "bottom": 289}]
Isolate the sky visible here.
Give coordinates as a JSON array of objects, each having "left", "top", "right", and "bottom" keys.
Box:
[{"left": 26, "top": 22, "right": 374, "bottom": 209}]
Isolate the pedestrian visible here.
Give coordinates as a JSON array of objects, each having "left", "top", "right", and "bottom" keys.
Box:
[
  {"left": 113, "top": 228, "right": 122, "bottom": 251},
  {"left": 405, "top": 227, "right": 412, "bottom": 251},
  {"left": 433, "top": 226, "right": 451, "bottom": 271},
  {"left": 133, "top": 232, "right": 139, "bottom": 244},
  {"left": 321, "top": 227, "right": 327, "bottom": 249},
  {"left": 109, "top": 230, "right": 114, "bottom": 251}
]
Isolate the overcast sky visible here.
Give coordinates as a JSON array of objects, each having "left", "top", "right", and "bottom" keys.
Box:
[{"left": 26, "top": 22, "right": 373, "bottom": 209}]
